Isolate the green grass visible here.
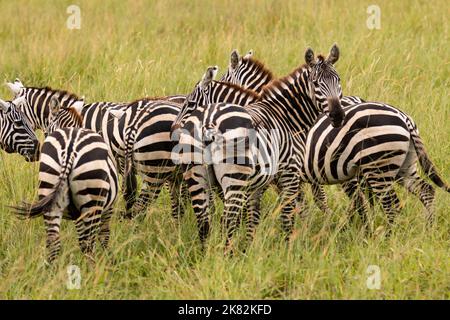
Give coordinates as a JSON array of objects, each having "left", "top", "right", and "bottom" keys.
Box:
[{"left": 0, "top": 0, "right": 449, "bottom": 299}]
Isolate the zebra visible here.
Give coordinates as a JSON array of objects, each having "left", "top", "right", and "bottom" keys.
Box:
[
  {"left": 105, "top": 98, "right": 186, "bottom": 219},
  {"left": 172, "top": 55, "right": 368, "bottom": 222},
  {"left": 302, "top": 101, "right": 450, "bottom": 226},
  {"left": 0, "top": 97, "right": 40, "bottom": 161},
  {"left": 14, "top": 117, "right": 119, "bottom": 263},
  {"left": 45, "top": 93, "right": 184, "bottom": 220},
  {"left": 180, "top": 49, "right": 441, "bottom": 225},
  {"left": 172, "top": 44, "right": 348, "bottom": 250},
  {"left": 5, "top": 80, "right": 184, "bottom": 218},
  {"left": 219, "top": 49, "right": 273, "bottom": 92},
  {"left": 174, "top": 43, "right": 449, "bottom": 251}
]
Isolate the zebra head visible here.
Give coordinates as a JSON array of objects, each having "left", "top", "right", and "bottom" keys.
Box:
[
  {"left": 219, "top": 49, "right": 273, "bottom": 93},
  {"left": 6, "top": 79, "right": 85, "bottom": 132},
  {"left": 220, "top": 49, "right": 254, "bottom": 84},
  {"left": 305, "top": 44, "right": 345, "bottom": 128},
  {"left": 0, "top": 97, "right": 40, "bottom": 162},
  {"left": 171, "top": 65, "right": 218, "bottom": 133},
  {"left": 47, "top": 98, "right": 83, "bottom": 135}
]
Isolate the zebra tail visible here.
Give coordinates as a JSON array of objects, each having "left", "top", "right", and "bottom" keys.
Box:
[
  {"left": 123, "top": 131, "right": 134, "bottom": 191},
  {"left": 12, "top": 151, "right": 74, "bottom": 219},
  {"left": 12, "top": 176, "right": 67, "bottom": 219},
  {"left": 408, "top": 124, "right": 450, "bottom": 193}
]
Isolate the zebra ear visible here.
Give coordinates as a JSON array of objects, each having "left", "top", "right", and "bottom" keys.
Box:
[
  {"left": 326, "top": 43, "right": 340, "bottom": 64},
  {"left": 14, "top": 78, "right": 24, "bottom": 86},
  {"left": 230, "top": 49, "right": 240, "bottom": 69},
  {"left": 72, "top": 100, "right": 85, "bottom": 114},
  {"left": 200, "top": 66, "right": 219, "bottom": 88},
  {"left": 49, "top": 98, "right": 60, "bottom": 116},
  {"left": 6, "top": 81, "right": 23, "bottom": 95},
  {"left": 305, "top": 47, "right": 316, "bottom": 67},
  {"left": 244, "top": 50, "right": 254, "bottom": 59},
  {"left": 0, "top": 98, "right": 10, "bottom": 112}
]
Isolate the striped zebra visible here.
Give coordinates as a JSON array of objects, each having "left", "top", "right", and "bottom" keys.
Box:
[
  {"left": 176, "top": 44, "right": 449, "bottom": 250},
  {"left": 45, "top": 94, "right": 184, "bottom": 220},
  {"left": 219, "top": 49, "right": 273, "bottom": 92},
  {"left": 172, "top": 45, "right": 348, "bottom": 250},
  {"left": 173, "top": 54, "right": 368, "bottom": 221},
  {"left": 302, "top": 102, "right": 450, "bottom": 226},
  {"left": 6, "top": 80, "right": 184, "bottom": 218},
  {"left": 184, "top": 50, "right": 440, "bottom": 224},
  {"left": 14, "top": 122, "right": 119, "bottom": 263},
  {"left": 0, "top": 97, "right": 40, "bottom": 161},
  {"left": 107, "top": 98, "right": 185, "bottom": 219}
]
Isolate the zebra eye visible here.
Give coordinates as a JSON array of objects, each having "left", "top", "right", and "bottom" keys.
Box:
[{"left": 13, "top": 119, "right": 24, "bottom": 127}]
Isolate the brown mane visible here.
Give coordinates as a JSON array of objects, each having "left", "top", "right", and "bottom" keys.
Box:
[
  {"left": 259, "top": 63, "right": 308, "bottom": 99},
  {"left": 64, "top": 107, "right": 83, "bottom": 126},
  {"left": 259, "top": 54, "right": 329, "bottom": 99},
  {"left": 128, "top": 95, "right": 182, "bottom": 105}
]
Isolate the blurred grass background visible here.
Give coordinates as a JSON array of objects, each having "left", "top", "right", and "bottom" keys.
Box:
[{"left": 0, "top": 0, "right": 448, "bottom": 299}]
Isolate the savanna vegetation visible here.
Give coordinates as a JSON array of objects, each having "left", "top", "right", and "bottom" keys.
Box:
[{"left": 0, "top": 0, "right": 448, "bottom": 299}]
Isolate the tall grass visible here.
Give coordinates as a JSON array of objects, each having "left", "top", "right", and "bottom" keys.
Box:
[{"left": 0, "top": 0, "right": 448, "bottom": 299}]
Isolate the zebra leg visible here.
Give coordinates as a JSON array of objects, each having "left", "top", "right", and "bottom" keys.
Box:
[
  {"left": 222, "top": 188, "right": 248, "bottom": 255},
  {"left": 342, "top": 179, "right": 369, "bottom": 226},
  {"left": 76, "top": 209, "right": 103, "bottom": 263},
  {"left": 400, "top": 173, "right": 435, "bottom": 225},
  {"left": 244, "top": 189, "right": 264, "bottom": 245},
  {"left": 44, "top": 210, "right": 63, "bottom": 265},
  {"left": 129, "top": 181, "right": 163, "bottom": 219},
  {"left": 123, "top": 168, "right": 137, "bottom": 219},
  {"left": 278, "top": 172, "right": 300, "bottom": 241},
  {"left": 365, "top": 177, "right": 401, "bottom": 234},
  {"left": 184, "top": 165, "right": 212, "bottom": 249},
  {"left": 98, "top": 207, "right": 114, "bottom": 249},
  {"left": 311, "top": 183, "right": 333, "bottom": 215},
  {"left": 295, "top": 183, "right": 309, "bottom": 218},
  {"left": 169, "top": 178, "right": 183, "bottom": 220}
]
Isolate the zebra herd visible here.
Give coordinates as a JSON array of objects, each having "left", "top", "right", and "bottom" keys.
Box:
[{"left": 1, "top": 44, "right": 448, "bottom": 263}]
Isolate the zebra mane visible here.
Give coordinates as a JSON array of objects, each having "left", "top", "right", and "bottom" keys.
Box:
[
  {"left": 61, "top": 106, "right": 83, "bottom": 126},
  {"left": 25, "top": 86, "right": 83, "bottom": 101},
  {"left": 213, "top": 81, "right": 261, "bottom": 100},
  {"left": 129, "top": 96, "right": 176, "bottom": 105},
  {"left": 241, "top": 56, "right": 274, "bottom": 82},
  {"left": 258, "top": 55, "right": 329, "bottom": 100}
]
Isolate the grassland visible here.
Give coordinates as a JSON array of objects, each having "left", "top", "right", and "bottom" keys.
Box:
[{"left": 0, "top": 0, "right": 449, "bottom": 299}]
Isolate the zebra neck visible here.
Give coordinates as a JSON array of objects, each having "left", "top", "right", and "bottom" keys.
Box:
[
  {"left": 22, "top": 87, "right": 83, "bottom": 131},
  {"left": 211, "top": 81, "right": 260, "bottom": 106},
  {"left": 248, "top": 70, "right": 321, "bottom": 134}
]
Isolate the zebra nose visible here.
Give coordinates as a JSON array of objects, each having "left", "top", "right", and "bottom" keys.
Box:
[
  {"left": 327, "top": 97, "right": 345, "bottom": 128},
  {"left": 31, "top": 139, "right": 41, "bottom": 160}
]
